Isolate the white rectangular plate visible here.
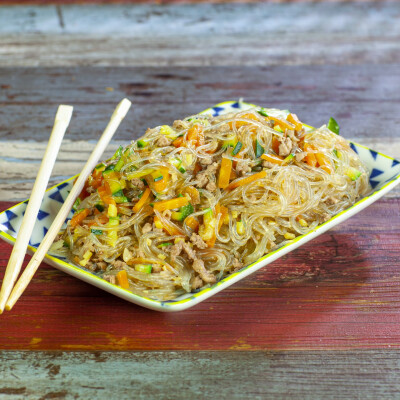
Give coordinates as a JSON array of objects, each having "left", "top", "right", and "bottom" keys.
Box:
[{"left": 1, "top": 101, "right": 400, "bottom": 311}]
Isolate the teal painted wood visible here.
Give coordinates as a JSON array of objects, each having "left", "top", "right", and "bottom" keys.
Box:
[{"left": 1, "top": 350, "right": 400, "bottom": 399}]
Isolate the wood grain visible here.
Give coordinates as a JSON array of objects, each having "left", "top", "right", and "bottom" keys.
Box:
[
  {"left": 0, "top": 3, "right": 399, "bottom": 67},
  {"left": 1, "top": 65, "right": 399, "bottom": 201},
  {"left": 1, "top": 350, "right": 400, "bottom": 400},
  {"left": 1, "top": 199, "right": 400, "bottom": 351}
]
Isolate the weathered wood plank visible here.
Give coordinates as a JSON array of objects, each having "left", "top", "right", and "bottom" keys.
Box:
[
  {"left": 1, "top": 65, "right": 399, "bottom": 201},
  {"left": 1, "top": 199, "right": 400, "bottom": 351},
  {"left": 1, "top": 350, "right": 400, "bottom": 400},
  {"left": 0, "top": 3, "right": 399, "bottom": 66}
]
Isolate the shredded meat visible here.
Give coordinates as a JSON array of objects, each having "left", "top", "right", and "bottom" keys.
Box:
[
  {"left": 278, "top": 137, "right": 293, "bottom": 157},
  {"left": 236, "top": 161, "right": 252, "bottom": 176},
  {"left": 296, "top": 152, "right": 307, "bottom": 162},
  {"left": 196, "top": 162, "right": 219, "bottom": 188},
  {"left": 96, "top": 261, "right": 107, "bottom": 270},
  {"left": 103, "top": 274, "right": 116, "bottom": 285},
  {"left": 190, "top": 233, "right": 208, "bottom": 249},
  {"left": 326, "top": 196, "right": 339, "bottom": 205},
  {"left": 191, "top": 276, "right": 203, "bottom": 290},
  {"left": 232, "top": 258, "right": 243, "bottom": 271},
  {"left": 206, "top": 181, "right": 217, "bottom": 192},
  {"left": 192, "top": 259, "right": 216, "bottom": 283},
  {"left": 113, "top": 260, "right": 128, "bottom": 269},
  {"left": 172, "top": 119, "right": 188, "bottom": 130},
  {"left": 199, "top": 157, "right": 213, "bottom": 166},
  {"left": 142, "top": 223, "right": 152, "bottom": 234},
  {"left": 286, "top": 129, "right": 299, "bottom": 142},
  {"left": 262, "top": 160, "right": 276, "bottom": 169},
  {"left": 170, "top": 240, "right": 197, "bottom": 262},
  {"left": 131, "top": 178, "right": 145, "bottom": 190},
  {"left": 156, "top": 135, "right": 172, "bottom": 147}
]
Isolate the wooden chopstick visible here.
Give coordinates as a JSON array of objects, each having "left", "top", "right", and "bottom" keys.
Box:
[
  {"left": 4, "top": 98, "right": 132, "bottom": 312},
  {"left": 0, "top": 105, "right": 73, "bottom": 314}
]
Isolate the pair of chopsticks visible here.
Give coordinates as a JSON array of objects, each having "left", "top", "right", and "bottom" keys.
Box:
[{"left": 0, "top": 98, "right": 132, "bottom": 313}]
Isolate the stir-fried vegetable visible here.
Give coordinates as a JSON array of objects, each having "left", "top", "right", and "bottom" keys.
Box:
[{"left": 58, "top": 106, "right": 369, "bottom": 302}]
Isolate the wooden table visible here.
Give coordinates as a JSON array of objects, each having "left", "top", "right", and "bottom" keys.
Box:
[{"left": 1, "top": 3, "right": 400, "bottom": 398}]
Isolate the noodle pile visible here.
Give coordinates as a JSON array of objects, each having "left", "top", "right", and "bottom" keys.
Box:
[{"left": 53, "top": 107, "right": 369, "bottom": 300}]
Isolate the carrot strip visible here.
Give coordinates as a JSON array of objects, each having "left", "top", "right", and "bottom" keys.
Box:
[
  {"left": 172, "top": 136, "right": 184, "bottom": 148},
  {"left": 315, "top": 152, "right": 333, "bottom": 174},
  {"left": 303, "top": 143, "right": 317, "bottom": 167},
  {"left": 185, "top": 216, "right": 199, "bottom": 232},
  {"left": 152, "top": 167, "right": 169, "bottom": 193},
  {"left": 153, "top": 197, "right": 189, "bottom": 212},
  {"left": 132, "top": 188, "right": 151, "bottom": 213},
  {"left": 286, "top": 113, "right": 303, "bottom": 131},
  {"left": 267, "top": 116, "right": 295, "bottom": 131},
  {"left": 218, "top": 156, "right": 233, "bottom": 189},
  {"left": 154, "top": 216, "right": 184, "bottom": 236},
  {"left": 228, "top": 113, "right": 258, "bottom": 129},
  {"left": 261, "top": 153, "right": 284, "bottom": 165},
  {"left": 271, "top": 136, "right": 280, "bottom": 155},
  {"left": 187, "top": 125, "right": 204, "bottom": 146},
  {"left": 225, "top": 170, "right": 267, "bottom": 191},
  {"left": 70, "top": 209, "right": 90, "bottom": 228},
  {"left": 184, "top": 186, "right": 200, "bottom": 205},
  {"left": 116, "top": 270, "right": 129, "bottom": 289}
]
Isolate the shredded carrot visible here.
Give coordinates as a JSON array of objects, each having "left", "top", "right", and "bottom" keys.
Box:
[
  {"left": 116, "top": 270, "right": 129, "bottom": 289},
  {"left": 303, "top": 143, "right": 317, "bottom": 167},
  {"left": 184, "top": 186, "right": 200, "bottom": 205},
  {"left": 172, "top": 136, "right": 184, "bottom": 148},
  {"left": 218, "top": 156, "right": 233, "bottom": 189},
  {"left": 228, "top": 113, "right": 258, "bottom": 129},
  {"left": 267, "top": 116, "right": 295, "bottom": 131},
  {"left": 286, "top": 113, "right": 303, "bottom": 131},
  {"left": 70, "top": 208, "right": 90, "bottom": 228},
  {"left": 132, "top": 188, "right": 151, "bottom": 213},
  {"left": 152, "top": 167, "right": 169, "bottom": 193},
  {"left": 315, "top": 152, "right": 333, "bottom": 174},
  {"left": 261, "top": 153, "right": 284, "bottom": 165},
  {"left": 226, "top": 170, "right": 267, "bottom": 191},
  {"left": 230, "top": 168, "right": 237, "bottom": 180},
  {"left": 185, "top": 215, "right": 199, "bottom": 232},
  {"left": 153, "top": 197, "right": 189, "bottom": 212},
  {"left": 154, "top": 216, "right": 184, "bottom": 236},
  {"left": 272, "top": 136, "right": 280, "bottom": 155},
  {"left": 187, "top": 124, "right": 204, "bottom": 146},
  {"left": 98, "top": 182, "right": 116, "bottom": 206}
]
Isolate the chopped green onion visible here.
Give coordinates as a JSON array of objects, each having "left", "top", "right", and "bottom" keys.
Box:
[
  {"left": 327, "top": 117, "right": 340, "bottom": 135},
  {"left": 104, "top": 164, "right": 115, "bottom": 172},
  {"left": 111, "top": 146, "right": 123, "bottom": 160},
  {"left": 284, "top": 154, "right": 295, "bottom": 163},
  {"left": 135, "top": 264, "right": 152, "bottom": 274},
  {"left": 255, "top": 140, "right": 264, "bottom": 158},
  {"left": 157, "top": 242, "right": 173, "bottom": 248},
  {"left": 91, "top": 229, "right": 103, "bottom": 235},
  {"left": 154, "top": 175, "right": 163, "bottom": 182},
  {"left": 232, "top": 141, "right": 243, "bottom": 156},
  {"left": 257, "top": 108, "right": 268, "bottom": 117},
  {"left": 95, "top": 203, "right": 104, "bottom": 212},
  {"left": 179, "top": 167, "right": 186, "bottom": 173},
  {"left": 137, "top": 140, "right": 147, "bottom": 148},
  {"left": 72, "top": 197, "right": 81, "bottom": 211}
]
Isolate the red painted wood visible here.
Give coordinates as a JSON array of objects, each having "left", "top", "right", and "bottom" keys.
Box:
[{"left": 1, "top": 199, "right": 400, "bottom": 351}]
